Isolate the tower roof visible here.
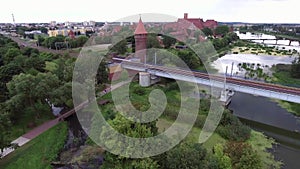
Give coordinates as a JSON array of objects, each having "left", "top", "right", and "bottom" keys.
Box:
[{"left": 134, "top": 17, "right": 147, "bottom": 35}]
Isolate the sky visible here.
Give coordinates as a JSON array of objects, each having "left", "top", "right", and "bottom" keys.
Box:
[{"left": 0, "top": 0, "right": 299, "bottom": 24}]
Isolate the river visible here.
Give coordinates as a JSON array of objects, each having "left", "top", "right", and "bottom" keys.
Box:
[
  {"left": 215, "top": 31, "right": 300, "bottom": 168},
  {"left": 229, "top": 92, "right": 300, "bottom": 169}
]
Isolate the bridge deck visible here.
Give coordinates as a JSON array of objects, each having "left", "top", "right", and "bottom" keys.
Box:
[{"left": 117, "top": 59, "right": 300, "bottom": 103}]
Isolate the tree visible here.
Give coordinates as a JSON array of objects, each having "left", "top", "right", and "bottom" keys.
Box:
[
  {"left": 3, "top": 48, "right": 21, "bottom": 64},
  {"left": 40, "top": 27, "right": 48, "bottom": 34},
  {"left": 202, "top": 27, "right": 213, "bottom": 36},
  {"left": 6, "top": 72, "right": 60, "bottom": 118},
  {"left": 213, "top": 143, "right": 232, "bottom": 169},
  {"left": 224, "top": 142, "right": 262, "bottom": 169},
  {"left": 110, "top": 39, "right": 128, "bottom": 54},
  {"left": 0, "top": 107, "right": 12, "bottom": 153},
  {"left": 96, "top": 61, "right": 109, "bottom": 85},
  {"left": 291, "top": 56, "right": 300, "bottom": 78},
  {"left": 158, "top": 142, "right": 211, "bottom": 169},
  {"left": 217, "top": 110, "right": 251, "bottom": 141},
  {"left": 215, "top": 25, "right": 230, "bottom": 36},
  {"left": 177, "top": 49, "right": 202, "bottom": 69},
  {"left": 99, "top": 113, "right": 160, "bottom": 168},
  {"left": 147, "top": 34, "right": 161, "bottom": 49},
  {"left": 162, "top": 35, "right": 176, "bottom": 48}
]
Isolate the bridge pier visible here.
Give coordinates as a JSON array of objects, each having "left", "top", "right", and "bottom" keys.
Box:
[
  {"left": 219, "top": 88, "right": 234, "bottom": 106},
  {"left": 139, "top": 72, "right": 160, "bottom": 87}
]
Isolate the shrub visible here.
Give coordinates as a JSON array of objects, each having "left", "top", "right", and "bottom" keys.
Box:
[{"left": 217, "top": 111, "right": 251, "bottom": 141}]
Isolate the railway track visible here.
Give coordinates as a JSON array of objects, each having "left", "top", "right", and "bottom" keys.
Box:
[{"left": 118, "top": 59, "right": 300, "bottom": 96}]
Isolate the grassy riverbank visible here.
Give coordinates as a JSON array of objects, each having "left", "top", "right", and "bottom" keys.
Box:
[
  {"left": 0, "top": 122, "right": 68, "bottom": 169},
  {"left": 271, "top": 65, "right": 300, "bottom": 117},
  {"left": 157, "top": 118, "right": 281, "bottom": 169},
  {"left": 275, "top": 100, "right": 300, "bottom": 117}
]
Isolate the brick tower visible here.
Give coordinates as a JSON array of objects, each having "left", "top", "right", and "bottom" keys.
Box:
[{"left": 134, "top": 17, "right": 147, "bottom": 63}]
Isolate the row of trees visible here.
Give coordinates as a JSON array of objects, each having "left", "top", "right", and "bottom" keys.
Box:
[{"left": 37, "top": 35, "right": 88, "bottom": 49}]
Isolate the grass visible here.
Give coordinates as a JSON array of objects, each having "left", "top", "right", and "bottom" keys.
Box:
[
  {"left": 9, "top": 111, "right": 55, "bottom": 142},
  {"left": 269, "top": 68, "right": 300, "bottom": 117},
  {"left": 0, "top": 122, "right": 68, "bottom": 169},
  {"left": 271, "top": 71, "right": 300, "bottom": 87},
  {"left": 157, "top": 117, "right": 226, "bottom": 152},
  {"left": 247, "top": 130, "right": 282, "bottom": 169},
  {"left": 275, "top": 100, "right": 300, "bottom": 117}
]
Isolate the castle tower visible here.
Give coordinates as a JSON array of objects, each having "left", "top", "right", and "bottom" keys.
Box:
[{"left": 134, "top": 17, "right": 147, "bottom": 63}]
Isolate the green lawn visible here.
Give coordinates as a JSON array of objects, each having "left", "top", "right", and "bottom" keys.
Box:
[
  {"left": 272, "top": 71, "right": 300, "bottom": 87},
  {"left": 0, "top": 122, "right": 68, "bottom": 169},
  {"left": 9, "top": 111, "right": 55, "bottom": 142}
]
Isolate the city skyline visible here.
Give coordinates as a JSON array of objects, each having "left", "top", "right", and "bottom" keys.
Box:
[{"left": 0, "top": 0, "right": 299, "bottom": 24}]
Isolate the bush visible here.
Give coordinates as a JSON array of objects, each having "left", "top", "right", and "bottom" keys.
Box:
[
  {"left": 217, "top": 111, "right": 251, "bottom": 141},
  {"left": 133, "top": 87, "right": 146, "bottom": 95},
  {"left": 233, "top": 51, "right": 239, "bottom": 54}
]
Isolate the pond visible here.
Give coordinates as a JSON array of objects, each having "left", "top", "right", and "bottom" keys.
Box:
[{"left": 211, "top": 53, "right": 296, "bottom": 75}]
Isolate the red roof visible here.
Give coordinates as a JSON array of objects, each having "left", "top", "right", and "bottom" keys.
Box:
[{"left": 134, "top": 18, "right": 147, "bottom": 35}]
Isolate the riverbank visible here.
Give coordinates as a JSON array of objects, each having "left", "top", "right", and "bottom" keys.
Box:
[
  {"left": 0, "top": 122, "right": 68, "bottom": 169},
  {"left": 97, "top": 81, "right": 281, "bottom": 168},
  {"left": 157, "top": 117, "right": 281, "bottom": 169},
  {"left": 271, "top": 65, "right": 300, "bottom": 117},
  {"left": 274, "top": 100, "right": 300, "bottom": 117}
]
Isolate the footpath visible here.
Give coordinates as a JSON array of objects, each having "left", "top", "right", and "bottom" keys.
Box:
[{"left": 0, "top": 80, "right": 130, "bottom": 158}]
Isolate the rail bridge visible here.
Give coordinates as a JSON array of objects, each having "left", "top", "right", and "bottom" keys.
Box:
[{"left": 116, "top": 58, "right": 300, "bottom": 104}]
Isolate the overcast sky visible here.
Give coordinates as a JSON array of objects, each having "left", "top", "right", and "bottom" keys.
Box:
[{"left": 0, "top": 0, "right": 299, "bottom": 23}]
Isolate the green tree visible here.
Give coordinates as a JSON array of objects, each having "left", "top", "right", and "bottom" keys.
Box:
[
  {"left": 215, "top": 25, "right": 230, "bottom": 36},
  {"left": 96, "top": 61, "right": 109, "bottom": 85},
  {"left": 159, "top": 142, "right": 210, "bottom": 169},
  {"left": 177, "top": 49, "right": 202, "bottom": 69},
  {"left": 99, "top": 113, "right": 160, "bottom": 168},
  {"left": 6, "top": 72, "right": 60, "bottom": 118},
  {"left": 110, "top": 39, "right": 128, "bottom": 54},
  {"left": 213, "top": 143, "right": 232, "bottom": 169},
  {"left": 291, "top": 56, "right": 300, "bottom": 78},
  {"left": 202, "top": 27, "right": 214, "bottom": 36},
  {"left": 162, "top": 35, "right": 176, "bottom": 48},
  {"left": 0, "top": 108, "right": 12, "bottom": 152},
  {"left": 224, "top": 142, "right": 262, "bottom": 169},
  {"left": 147, "top": 34, "right": 161, "bottom": 49},
  {"left": 3, "top": 48, "right": 21, "bottom": 64}
]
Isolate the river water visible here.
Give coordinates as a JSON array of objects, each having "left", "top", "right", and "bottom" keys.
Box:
[
  {"left": 229, "top": 92, "right": 300, "bottom": 169},
  {"left": 215, "top": 31, "right": 300, "bottom": 168}
]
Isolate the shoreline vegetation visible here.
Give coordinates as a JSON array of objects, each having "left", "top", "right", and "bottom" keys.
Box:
[
  {"left": 97, "top": 81, "right": 281, "bottom": 168},
  {"left": 0, "top": 122, "right": 68, "bottom": 169}
]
